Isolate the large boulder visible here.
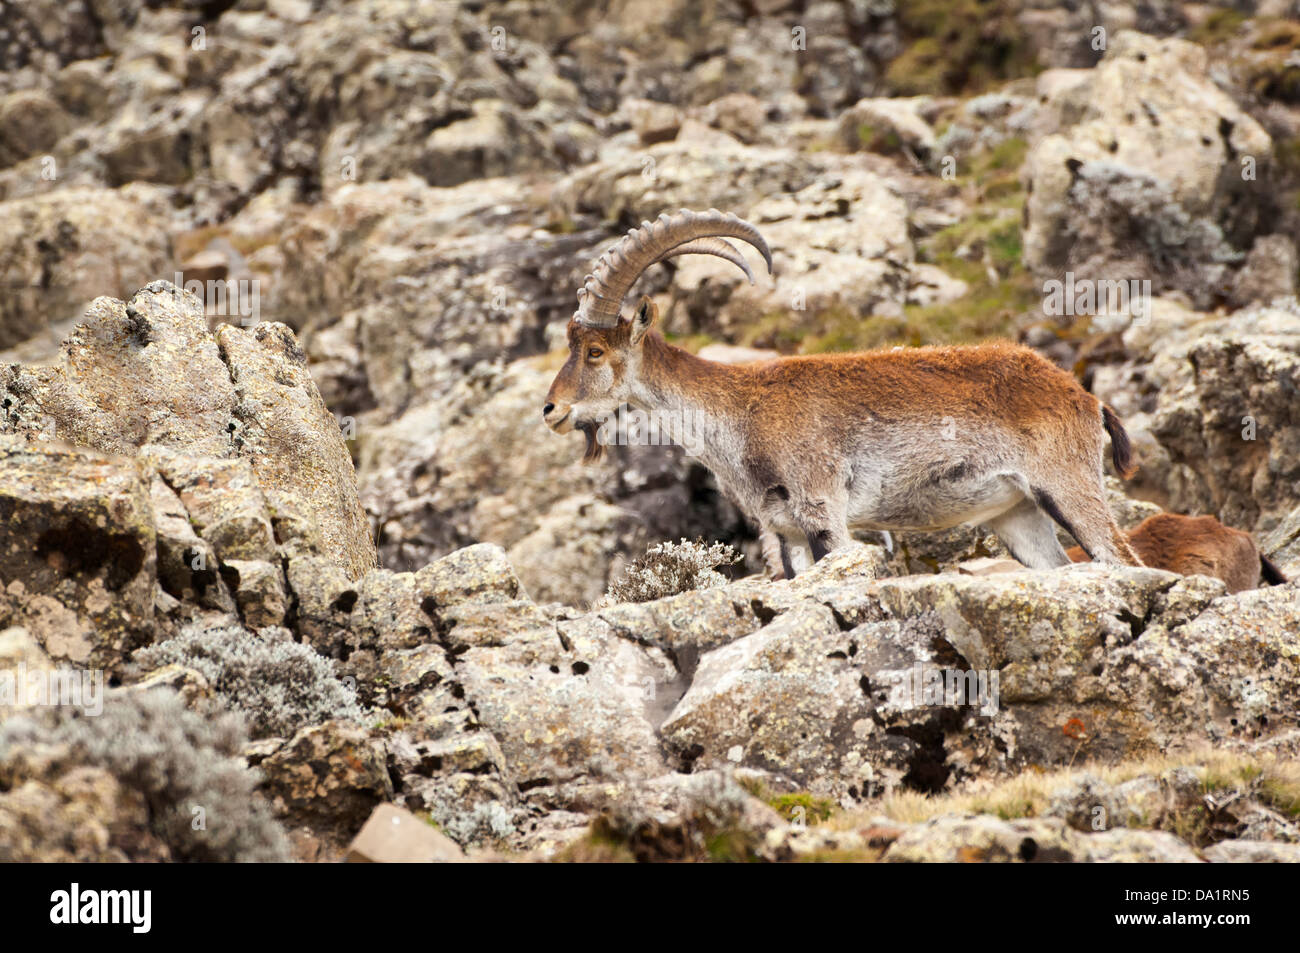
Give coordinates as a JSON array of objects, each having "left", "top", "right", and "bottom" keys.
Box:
[
  {"left": 0, "top": 190, "right": 171, "bottom": 349},
  {"left": 1088, "top": 298, "right": 1300, "bottom": 533},
  {"left": 1023, "top": 32, "right": 1275, "bottom": 309},
  {"left": 2, "top": 281, "right": 376, "bottom": 578}
]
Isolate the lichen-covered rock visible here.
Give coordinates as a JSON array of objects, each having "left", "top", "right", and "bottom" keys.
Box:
[
  {"left": 0, "top": 625, "right": 53, "bottom": 719},
  {"left": 451, "top": 609, "right": 676, "bottom": 789},
  {"left": 216, "top": 319, "right": 376, "bottom": 578},
  {"left": 2, "top": 282, "right": 377, "bottom": 578},
  {"left": 417, "top": 543, "right": 527, "bottom": 610},
  {"left": 1150, "top": 333, "right": 1300, "bottom": 533},
  {"left": 1106, "top": 585, "right": 1300, "bottom": 744},
  {"left": 1086, "top": 299, "right": 1300, "bottom": 527},
  {"left": 868, "top": 567, "right": 1231, "bottom": 764},
  {"left": 660, "top": 604, "right": 970, "bottom": 799},
  {"left": 1023, "top": 32, "right": 1272, "bottom": 306},
  {"left": 660, "top": 604, "right": 851, "bottom": 783},
  {"left": 1204, "top": 840, "right": 1300, "bottom": 863},
  {"left": 881, "top": 814, "right": 1201, "bottom": 863},
  {"left": 258, "top": 718, "right": 393, "bottom": 847},
  {"left": 837, "top": 96, "right": 937, "bottom": 157},
  {"left": 0, "top": 765, "right": 168, "bottom": 863},
  {"left": 0, "top": 190, "right": 171, "bottom": 349},
  {"left": 2, "top": 285, "right": 237, "bottom": 456},
  {"left": 0, "top": 439, "right": 155, "bottom": 670},
  {"left": 883, "top": 815, "right": 1080, "bottom": 862},
  {"left": 1263, "top": 503, "right": 1300, "bottom": 579}
]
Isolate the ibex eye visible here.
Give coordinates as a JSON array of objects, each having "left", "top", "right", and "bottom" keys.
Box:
[{"left": 587, "top": 348, "right": 603, "bottom": 360}]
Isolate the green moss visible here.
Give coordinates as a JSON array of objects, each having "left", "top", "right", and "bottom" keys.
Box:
[
  {"left": 857, "top": 123, "right": 904, "bottom": 155},
  {"left": 1190, "top": 8, "right": 1249, "bottom": 46},
  {"left": 885, "top": 0, "right": 1040, "bottom": 96},
  {"left": 768, "top": 792, "right": 836, "bottom": 825},
  {"left": 704, "top": 829, "right": 762, "bottom": 863},
  {"left": 543, "top": 216, "right": 579, "bottom": 235},
  {"left": 984, "top": 136, "right": 1029, "bottom": 171},
  {"left": 926, "top": 198, "right": 1026, "bottom": 276},
  {"left": 966, "top": 136, "right": 1029, "bottom": 200}
]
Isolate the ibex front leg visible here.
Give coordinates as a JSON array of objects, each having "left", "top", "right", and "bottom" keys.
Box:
[{"left": 759, "top": 528, "right": 795, "bottom": 581}]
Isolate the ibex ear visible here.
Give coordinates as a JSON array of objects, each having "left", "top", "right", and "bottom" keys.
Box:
[{"left": 629, "top": 295, "right": 657, "bottom": 345}]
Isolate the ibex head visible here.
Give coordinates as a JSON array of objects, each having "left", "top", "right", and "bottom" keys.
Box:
[{"left": 542, "top": 208, "right": 772, "bottom": 462}]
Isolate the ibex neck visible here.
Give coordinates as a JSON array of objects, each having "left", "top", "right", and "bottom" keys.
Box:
[
  {"left": 626, "top": 333, "right": 748, "bottom": 468},
  {"left": 629, "top": 333, "right": 746, "bottom": 415}
]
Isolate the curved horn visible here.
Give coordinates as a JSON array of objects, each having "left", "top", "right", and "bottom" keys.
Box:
[
  {"left": 649, "top": 237, "right": 757, "bottom": 284},
  {"left": 574, "top": 208, "right": 772, "bottom": 327}
]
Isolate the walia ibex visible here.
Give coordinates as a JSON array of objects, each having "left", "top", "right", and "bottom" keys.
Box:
[
  {"left": 1066, "top": 513, "right": 1287, "bottom": 594},
  {"left": 543, "top": 209, "right": 1144, "bottom": 578}
]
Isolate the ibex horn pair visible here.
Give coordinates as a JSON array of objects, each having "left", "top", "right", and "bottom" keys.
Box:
[{"left": 574, "top": 208, "right": 773, "bottom": 327}]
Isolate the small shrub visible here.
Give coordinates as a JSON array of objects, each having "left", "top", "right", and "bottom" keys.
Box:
[
  {"left": 0, "top": 688, "right": 290, "bottom": 862},
  {"left": 133, "top": 623, "right": 365, "bottom": 739},
  {"left": 605, "top": 538, "right": 741, "bottom": 604}
]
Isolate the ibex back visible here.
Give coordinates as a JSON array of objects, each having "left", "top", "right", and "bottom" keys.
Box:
[{"left": 543, "top": 209, "right": 1143, "bottom": 578}]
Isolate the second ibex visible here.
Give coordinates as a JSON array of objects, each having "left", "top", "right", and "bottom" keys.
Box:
[{"left": 543, "top": 209, "right": 1143, "bottom": 578}]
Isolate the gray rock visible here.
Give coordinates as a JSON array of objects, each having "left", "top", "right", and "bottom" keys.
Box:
[
  {"left": 0, "top": 190, "right": 170, "bottom": 349},
  {"left": 0, "top": 438, "right": 155, "bottom": 670},
  {"left": 1204, "top": 840, "right": 1300, "bottom": 863}
]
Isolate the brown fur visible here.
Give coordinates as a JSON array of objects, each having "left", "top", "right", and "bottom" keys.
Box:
[
  {"left": 559, "top": 325, "right": 1106, "bottom": 449},
  {"left": 1065, "top": 512, "right": 1283, "bottom": 593}
]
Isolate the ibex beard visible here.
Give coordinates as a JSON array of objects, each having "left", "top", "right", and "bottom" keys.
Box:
[{"left": 544, "top": 208, "right": 1144, "bottom": 579}]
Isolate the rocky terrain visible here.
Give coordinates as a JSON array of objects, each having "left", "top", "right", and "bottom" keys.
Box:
[{"left": 1, "top": 1, "right": 1299, "bottom": 862}]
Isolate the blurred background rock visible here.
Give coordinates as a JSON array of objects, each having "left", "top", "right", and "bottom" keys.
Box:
[{"left": 2, "top": 0, "right": 1298, "bottom": 603}]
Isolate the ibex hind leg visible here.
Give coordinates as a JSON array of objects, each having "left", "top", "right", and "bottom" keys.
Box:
[
  {"left": 1034, "top": 485, "right": 1144, "bottom": 567},
  {"left": 789, "top": 487, "right": 852, "bottom": 564},
  {"left": 985, "top": 497, "right": 1072, "bottom": 569}
]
